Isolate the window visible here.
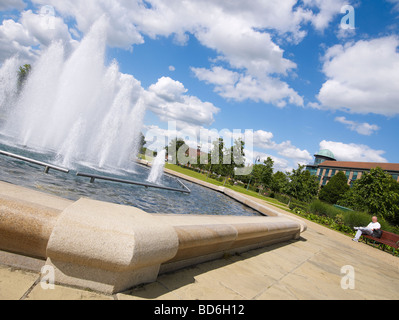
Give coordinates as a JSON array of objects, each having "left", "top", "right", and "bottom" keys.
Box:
[{"left": 352, "top": 171, "right": 358, "bottom": 180}]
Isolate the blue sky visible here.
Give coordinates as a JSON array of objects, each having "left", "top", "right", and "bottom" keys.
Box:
[{"left": 0, "top": 0, "right": 398, "bottom": 172}]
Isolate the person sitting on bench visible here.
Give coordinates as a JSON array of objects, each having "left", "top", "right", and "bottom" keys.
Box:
[{"left": 352, "top": 216, "right": 381, "bottom": 242}]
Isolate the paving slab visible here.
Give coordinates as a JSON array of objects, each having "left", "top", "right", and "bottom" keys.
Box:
[
  {"left": 118, "top": 282, "right": 181, "bottom": 300},
  {"left": 25, "top": 284, "right": 114, "bottom": 300},
  {"left": 0, "top": 265, "right": 39, "bottom": 300}
]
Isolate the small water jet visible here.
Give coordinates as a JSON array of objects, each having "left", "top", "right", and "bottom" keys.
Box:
[{"left": 147, "top": 150, "right": 166, "bottom": 185}]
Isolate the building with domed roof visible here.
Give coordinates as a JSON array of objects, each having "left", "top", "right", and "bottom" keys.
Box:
[{"left": 306, "top": 149, "right": 399, "bottom": 187}]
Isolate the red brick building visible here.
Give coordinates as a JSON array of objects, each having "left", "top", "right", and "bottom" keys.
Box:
[{"left": 306, "top": 150, "right": 399, "bottom": 187}]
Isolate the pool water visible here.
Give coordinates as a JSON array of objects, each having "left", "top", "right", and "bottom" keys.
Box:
[{"left": 0, "top": 141, "right": 261, "bottom": 217}]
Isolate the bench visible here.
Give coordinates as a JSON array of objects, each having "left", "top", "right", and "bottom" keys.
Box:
[{"left": 362, "top": 230, "right": 399, "bottom": 256}]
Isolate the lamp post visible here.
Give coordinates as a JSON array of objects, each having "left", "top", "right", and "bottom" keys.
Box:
[{"left": 247, "top": 156, "right": 261, "bottom": 191}]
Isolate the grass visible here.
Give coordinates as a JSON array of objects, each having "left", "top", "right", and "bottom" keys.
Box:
[{"left": 164, "top": 163, "right": 290, "bottom": 209}]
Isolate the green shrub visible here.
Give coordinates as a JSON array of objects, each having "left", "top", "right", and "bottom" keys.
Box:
[
  {"left": 274, "top": 193, "right": 290, "bottom": 205},
  {"left": 310, "top": 200, "right": 328, "bottom": 215},
  {"left": 342, "top": 211, "right": 372, "bottom": 229},
  {"left": 309, "top": 200, "right": 342, "bottom": 219},
  {"left": 335, "top": 213, "right": 344, "bottom": 225},
  {"left": 289, "top": 200, "right": 310, "bottom": 213},
  {"left": 319, "top": 171, "right": 350, "bottom": 204},
  {"left": 378, "top": 219, "right": 399, "bottom": 234}
]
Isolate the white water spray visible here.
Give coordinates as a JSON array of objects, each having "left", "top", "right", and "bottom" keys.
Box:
[
  {"left": 0, "top": 17, "right": 146, "bottom": 171},
  {"left": 147, "top": 150, "right": 166, "bottom": 185}
]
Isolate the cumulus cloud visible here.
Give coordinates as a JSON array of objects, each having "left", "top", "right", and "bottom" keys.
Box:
[
  {"left": 0, "top": 0, "right": 26, "bottom": 11},
  {"left": 192, "top": 66, "right": 304, "bottom": 107},
  {"left": 26, "top": 0, "right": 344, "bottom": 109},
  {"left": 245, "top": 148, "right": 293, "bottom": 173},
  {"left": 302, "top": 0, "right": 347, "bottom": 31},
  {"left": 316, "top": 36, "right": 399, "bottom": 116},
  {"left": 0, "top": 10, "right": 75, "bottom": 62},
  {"left": 144, "top": 76, "right": 220, "bottom": 129},
  {"left": 319, "top": 140, "right": 388, "bottom": 163},
  {"left": 252, "top": 130, "right": 312, "bottom": 164},
  {"left": 335, "top": 117, "right": 380, "bottom": 136},
  {"left": 31, "top": 0, "right": 144, "bottom": 49},
  {"left": 387, "top": 0, "right": 399, "bottom": 11}
]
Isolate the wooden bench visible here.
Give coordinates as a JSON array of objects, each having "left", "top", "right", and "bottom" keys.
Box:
[{"left": 362, "top": 230, "right": 399, "bottom": 256}]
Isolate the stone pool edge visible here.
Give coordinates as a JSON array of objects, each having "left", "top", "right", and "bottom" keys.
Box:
[
  {"left": 0, "top": 177, "right": 306, "bottom": 294},
  {"left": 138, "top": 159, "right": 307, "bottom": 233}
]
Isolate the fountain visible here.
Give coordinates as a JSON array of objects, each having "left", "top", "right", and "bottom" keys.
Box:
[
  {"left": 0, "top": 56, "right": 19, "bottom": 122},
  {"left": 0, "top": 17, "right": 145, "bottom": 171},
  {"left": 0, "top": 16, "right": 261, "bottom": 214},
  {"left": 0, "top": 16, "right": 306, "bottom": 294},
  {"left": 147, "top": 150, "right": 166, "bottom": 185}
]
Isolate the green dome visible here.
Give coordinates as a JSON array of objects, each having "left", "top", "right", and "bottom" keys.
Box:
[{"left": 315, "top": 149, "right": 336, "bottom": 160}]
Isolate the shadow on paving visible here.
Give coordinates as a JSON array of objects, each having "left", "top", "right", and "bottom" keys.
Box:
[{"left": 120, "top": 238, "right": 304, "bottom": 299}]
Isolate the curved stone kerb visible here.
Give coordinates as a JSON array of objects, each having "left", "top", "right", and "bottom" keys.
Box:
[{"left": 46, "top": 198, "right": 179, "bottom": 272}]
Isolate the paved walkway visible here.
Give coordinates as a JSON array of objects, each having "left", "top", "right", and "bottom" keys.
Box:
[{"left": 0, "top": 193, "right": 398, "bottom": 300}]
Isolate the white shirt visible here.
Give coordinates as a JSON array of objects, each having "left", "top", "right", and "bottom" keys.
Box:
[{"left": 367, "top": 222, "right": 381, "bottom": 230}]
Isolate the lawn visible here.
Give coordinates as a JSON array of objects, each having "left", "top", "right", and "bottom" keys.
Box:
[{"left": 164, "top": 163, "right": 290, "bottom": 210}]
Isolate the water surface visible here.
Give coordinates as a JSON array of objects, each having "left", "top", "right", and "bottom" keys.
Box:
[{"left": 0, "top": 140, "right": 261, "bottom": 217}]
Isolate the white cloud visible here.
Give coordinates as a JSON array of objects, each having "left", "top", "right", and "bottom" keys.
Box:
[
  {"left": 31, "top": 0, "right": 144, "bottom": 49},
  {"left": 252, "top": 130, "right": 312, "bottom": 165},
  {"left": 20, "top": 10, "right": 75, "bottom": 47},
  {"left": 168, "top": 65, "right": 175, "bottom": 72},
  {"left": 0, "top": 18, "right": 37, "bottom": 61},
  {"left": 0, "top": 10, "right": 75, "bottom": 62},
  {"left": 26, "top": 0, "right": 345, "bottom": 109},
  {"left": 316, "top": 36, "right": 399, "bottom": 116},
  {"left": 387, "top": 0, "right": 399, "bottom": 11},
  {"left": 319, "top": 140, "right": 388, "bottom": 163},
  {"left": 0, "top": 0, "right": 26, "bottom": 11},
  {"left": 246, "top": 149, "right": 293, "bottom": 173},
  {"left": 335, "top": 117, "right": 380, "bottom": 136},
  {"left": 144, "top": 76, "right": 220, "bottom": 128},
  {"left": 192, "top": 66, "right": 304, "bottom": 107},
  {"left": 19, "top": 0, "right": 346, "bottom": 55},
  {"left": 302, "top": 0, "right": 347, "bottom": 31}
]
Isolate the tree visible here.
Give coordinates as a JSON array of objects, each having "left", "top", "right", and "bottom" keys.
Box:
[
  {"left": 18, "top": 64, "right": 31, "bottom": 91},
  {"left": 232, "top": 138, "right": 246, "bottom": 174},
  {"left": 286, "top": 164, "right": 319, "bottom": 203},
  {"left": 338, "top": 167, "right": 399, "bottom": 226},
  {"left": 209, "top": 138, "right": 225, "bottom": 176},
  {"left": 319, "top": 171, "right": 350, "bottom": 204},
  {"left": 270, "top": 171, "right": 289, "bottom": 194},
  {"left": 249, "top": 157, "right": 274, "bottom": 190},
  {"left": 166, "top": 138, "right": 188, "bottom": 165},
  {"left": 139, "top": 132, "right": 146, "bottom": 154},
  {"left": 260, "top": 157, "right": 274, "bottom": 188}
]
